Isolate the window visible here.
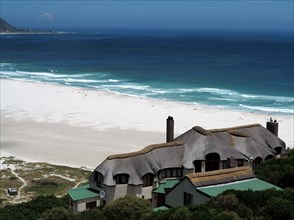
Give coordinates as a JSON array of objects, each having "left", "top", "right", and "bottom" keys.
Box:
[
  {"left": 227, "top": 157, "right": 237, "bottom": 168},
  {"left": 94, "top": 171, "right": 103, "bottom": 187},
  {"left": 184, "top": 192, "right": 193, "bottom": 206},
  {"left": 275, "top": 147, "right": 282, "bottom": 155},
  {"left": 205, "top": 153, "right": 220, "bottom": 171},
  {"left": 194, "top": 160, "right": 202, "bottom": 172},
  {"left": 159, "top": 168, "right": 183, "bottom": 178},
  {"left": 115, "top": 174, "right": 129, "bottom": 184},
  {"left": 237, "top": 160, "right": 243, "bottom": 167},
  {"left": 142, "top": 173, "right": 154, "bottom": 187},
  {"left": 252, "top": 157, "right": 262, "bottom": 170},
  {"left": 86, "top": 201, "right": 97, "bottom": 210},
  {"left": 265, "top": 155, "right": 274, "bottom": 161}
]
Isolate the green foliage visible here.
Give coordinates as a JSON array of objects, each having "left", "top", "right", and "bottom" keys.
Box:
[
  {"left": 168, "top": 206, "right": 192, "bottom": 220},
  {"left": 188, "top": 204, "right": 233, "bottom": 220},
  {"left": 103, "top": 195, "right": 152, "bottom": 220},
  {"left": 255, "top": 149, "right": 294, "bottom": 188},
  {"left": 218, "top": 188, "right": 294, "bottom": 220},
  {"left": 0, "top": 195, "right": 69, "bottom": 220},
  {"left": 41, "top": 207, "right": 73, "bottom": 220},
  {"left": 263, "top": 197, "right": 294, "bottom": 220},
  {"left": 9, "top": 176, "right": 17, "bottom": 180},
  {"left": 79, "top": 208, "right": 106, "bottom": 220},
  {"left": 209, "top": 193, "right": 253, "bottom": 219}
]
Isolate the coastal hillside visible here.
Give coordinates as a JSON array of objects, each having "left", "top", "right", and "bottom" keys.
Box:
[
  {"left": 0, "top": 17, "right": 55, "bottom": 33},
  {"left": 0, "top": 17, "right": 22, "bottom": 33}
]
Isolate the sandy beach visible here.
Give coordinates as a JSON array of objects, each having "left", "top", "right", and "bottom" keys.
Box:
[{"left": 1, "top": 79, "right": 293, "bottom": 169}]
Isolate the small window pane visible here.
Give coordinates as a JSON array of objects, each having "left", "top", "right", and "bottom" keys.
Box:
[
  {"left": 143, "top": 174, "right": 154, "bottom": 187},
  {"left": 184, "top": 192, "right": 193, "bottom": 206},
  {"left": 166, "top": 169, "right": 171, "bottom": 177},
  {"left": 172, "top": 169, "right": 177, "bottom": 177},
  {"left": 115, "top": 174, "right": 129, "bottom": 184}
]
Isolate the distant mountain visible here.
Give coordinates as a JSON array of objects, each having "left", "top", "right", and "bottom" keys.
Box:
[
  {"left": 0, "top": 17, "right": 56, "bottom": 34},
  {"left": 0, "top": 17, "right": 24, "bottom": 33}
]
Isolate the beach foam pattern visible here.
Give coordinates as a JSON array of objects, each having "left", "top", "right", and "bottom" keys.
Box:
[{"left": 1, "top": 64, "right": 293, "bottom": 115}]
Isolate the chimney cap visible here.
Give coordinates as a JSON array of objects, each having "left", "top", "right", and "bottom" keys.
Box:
[{"left": 168, "top": 116, "right": 173, "bottom": 120}]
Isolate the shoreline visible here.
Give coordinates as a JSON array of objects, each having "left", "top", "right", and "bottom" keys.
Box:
[
  {"left": 2, "top": 77, "right": 292, "bottom": 117},
  {"left": 1, "top": 78, "right": 293, "bottom": 168}
]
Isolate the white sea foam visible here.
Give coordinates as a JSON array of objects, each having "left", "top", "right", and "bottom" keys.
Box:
[
  {"left": 16, "top": 70, "right": 70, "bottom": 78},
  {"left": 241, "top": 94, "right": 294, "bottom": 102},
  {"left": 208, "top": 97, "right": 239, "bottom": 102},
  {"left": 195, "top": 88, "right": 239, "bottom": 96},
  {"left": 170, "top": 87, "right": 293, "bottom": 103},
  {"left": 0, "top": 63, "right": 15, "bottom": 68},
  {"left": 108, "top": 79, "right": 120, "bottom": 82},
  {"left": 1, "top": 65, "right": 293, "bottom": 115},
  {"left": 63, "top": 78, "right": 105, "bottom": 83},
  {"left": 0, "top": 71, "right": 23, "bottom": 77},
  {"left": 102, "top": 84, "right": 151, "bottom": 91},
  {"left": 239, "top": 104, "right": 294, "bottom": 114}
]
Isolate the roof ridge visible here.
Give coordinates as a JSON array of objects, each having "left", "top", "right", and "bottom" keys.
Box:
[
  {"left": 208, "top": 124, "right": 261, "bottom": 133},
  {"left": 186, "top": 166, "right": 254, "bottom": 186},
  {"left": 193, "top": 124, "right": 261, "bottom": 135},
  {"left": 107, "top": 140, "right": 185, "bottom": 160},
  {"left": 186, "top": 166, "right": 251, "bottom": 178}
]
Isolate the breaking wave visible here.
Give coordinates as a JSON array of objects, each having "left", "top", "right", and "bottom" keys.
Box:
[{"left": 1, "top": 63, "right": 293, "bottom": 115}]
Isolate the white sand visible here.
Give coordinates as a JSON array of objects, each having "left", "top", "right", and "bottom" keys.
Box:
[{"left": 1, "top": 79, "right": 293, "bottom": 168}]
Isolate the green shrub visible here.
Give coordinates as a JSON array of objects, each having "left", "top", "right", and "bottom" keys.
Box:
[
  {"left": 103, "top": 195, "right": 152, "bottom": 220},
  {"left": 41, "top": 207, "right": 72, "bottom": 220}
]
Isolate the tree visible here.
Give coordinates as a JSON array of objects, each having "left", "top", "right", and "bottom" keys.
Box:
[
  {"left": 0, "top": 195, "right": 69, "bottom": 220},
  {"left": 103, "top": 195, "right": 152, "bottom": 220},
  {"left": 255, "top": 149, "right": 294, "bottom": 188},
  {"left": 79, "top": 208, "right": 106, "bottom": 220},
  {"left": 168, "top": 206, "right": 192, "bottom": 220},
  {"left": 263, "top": 197, "right": 294, "bottom": 220},
  {"left": 41, "top": 207, "right": 72, "bottom": 220}
]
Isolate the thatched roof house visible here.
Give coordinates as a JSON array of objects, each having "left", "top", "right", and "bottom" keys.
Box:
[
  {"left": 92, "top": 123, "right": 285, "bottom": 187},
  {"left": 69, "top": 118, "right": 286, "bottom": 212}
]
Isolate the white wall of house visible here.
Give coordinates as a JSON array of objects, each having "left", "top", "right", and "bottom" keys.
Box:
[
  {"left": 102, "top": 182, "right": 157, "bottom": 204},
  {"left": 71, "top": 196, "right": 100, "bottom": 212},
  {"left": 71, "top": 201, "right": 78, "bottom": 213},
  {"left": 165, "top": 178, "right": 209, "bottom": 207}
]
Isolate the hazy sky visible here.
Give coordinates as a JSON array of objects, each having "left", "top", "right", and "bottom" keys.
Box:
[{"left": 1, "top": 0, "right": 293, "bottom": 31}]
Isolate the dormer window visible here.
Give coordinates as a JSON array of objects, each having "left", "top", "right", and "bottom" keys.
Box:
[
  {"left": 115, "top": 174, "right": 129, "bottom": 184},
  {"left": 205, "top": 153, "right": 220, "bottom": 171},
  {"left": 159, "top": 168, "right": 183, "bottom": 178},
  {"left": 94, "top": 171, "right": 103, "bottom": 187},
  {"left": 142, "top": 173, "right": 154, "bottom": 187}
]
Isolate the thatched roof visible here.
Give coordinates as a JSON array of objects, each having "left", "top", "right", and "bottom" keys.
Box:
[
  {"left": 187, "top": 166, "right": 255, "bottom": 187},
  {"left": 107, "top": 141, "right": 185, "bottom": 160},
  {"left": 93, "top": 124, "right": 285, "bottom": 186}
]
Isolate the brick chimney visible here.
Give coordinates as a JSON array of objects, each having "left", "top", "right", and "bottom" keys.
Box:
[
  {"left": 266, "top": 118, "right": 278, "bottom": 136},
  {"left": 166, "top": 116, "right": 174, "bottom": 142}
]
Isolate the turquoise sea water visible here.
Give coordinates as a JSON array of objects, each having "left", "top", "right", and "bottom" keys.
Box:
[{"left": 0, "top": 30, "right": 293, "bottom": 114}]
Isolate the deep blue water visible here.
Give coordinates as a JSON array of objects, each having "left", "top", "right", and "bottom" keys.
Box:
[{"left": 0, "top": 30, "right": 293, "bottom": 114}]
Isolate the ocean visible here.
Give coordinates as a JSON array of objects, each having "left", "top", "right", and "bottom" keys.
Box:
[{"left": 1, "top": 29, "right": 293, "bottom": 114}]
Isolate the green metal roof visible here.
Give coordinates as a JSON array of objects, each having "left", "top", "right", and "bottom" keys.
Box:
[
  {"left": 197, "top": 178, "right": 282, "bottom": 197},
  {"left": 153, "top": 206, "right": 169, "bottom": 212},
  {"left": 153, "top": 179, "right": 180, "bottom": 194},
  {"left": 68, "top": 184, "right": 99, "bottom": 201}
]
